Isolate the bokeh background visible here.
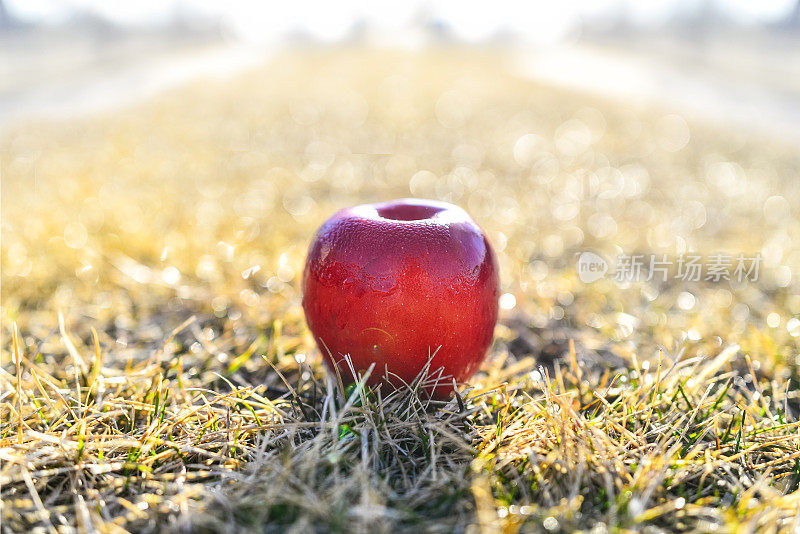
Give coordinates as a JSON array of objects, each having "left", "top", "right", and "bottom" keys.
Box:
[{"left": 3, "top": 0, "right": 799, "bottom": 364}]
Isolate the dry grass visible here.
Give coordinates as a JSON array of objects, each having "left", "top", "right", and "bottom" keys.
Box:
[{"left": 2, "top": 48, "right": 800, "bottom": 533}]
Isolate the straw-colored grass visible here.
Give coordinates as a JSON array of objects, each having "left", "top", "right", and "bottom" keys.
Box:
[{"left": 2, "top": 49, "right": 800, "bottom": 533}]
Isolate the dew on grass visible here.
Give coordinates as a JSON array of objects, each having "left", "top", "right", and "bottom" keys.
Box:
[
  {"left": 513, "top": 134, "right": 545, "bottom": 167},
  {"left": 217, "top": 241, "right": 235, "bottom": 261},
  {"left": 242, "top": 265, "right": 261, "bottom": 279},
  {"left": 162, "top": 266, "right": 181, "bottom": 285},
  {"left": 767, "top": 312, "right": 780, "bottom": 328},
  {"left": 677, "top": 292, "right": 696, "bottom": 310},
  {"left": 240, "top": 289, "right": 259, "bottom": 306},
  {"left": 277, "top": 264, "right": 295, "bottom": 282},
  {"left": 775, "top": 265, "right": 792, "bottom": 287},
  {"left": 211, "top": 297, "right": 227, "bottom": 315},
  {"left": 788, "top": 317, "right": 800, "bottom": 337},
  {"left": 655, "top": 114, "right": 690, "bottom": 152},
  {"left": 267, "top": 277, "right": 285, "bottom": 293},
  {"left": 499, "top": 293, "right": 516, "bottom": 310},
  {"left": 543, "top": 516, "right": 559, "bottom": 530},
  {"left": 64, "top": 222, "right": 88, "bottom": 249}
]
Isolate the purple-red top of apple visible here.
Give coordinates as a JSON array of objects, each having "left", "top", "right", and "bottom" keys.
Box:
[{"left": 301, "top": 198, "right": 499, "bottom": 398}]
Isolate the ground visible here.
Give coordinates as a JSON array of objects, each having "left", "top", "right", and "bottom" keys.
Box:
[{"left": 2, "top": 49, "right": 800, "bottom": 533}]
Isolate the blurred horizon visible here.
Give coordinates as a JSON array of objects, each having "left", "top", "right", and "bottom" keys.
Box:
[
  {"left": 2, "top": 1, "right": 800, "bottom": 142},
  {"left": 4, "top": 0, "right": 800, "bottom": 41}
]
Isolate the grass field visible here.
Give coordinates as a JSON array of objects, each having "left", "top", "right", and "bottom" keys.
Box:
[{"left": 2, "top": 49, "right": 800, "bottom": 533}]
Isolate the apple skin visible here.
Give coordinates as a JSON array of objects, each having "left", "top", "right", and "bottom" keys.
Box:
[{"left": 301, "top": 198, "right": 499, "bottom": 398}]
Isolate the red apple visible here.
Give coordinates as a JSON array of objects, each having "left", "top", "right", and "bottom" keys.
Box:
[{"left": 301, "top": 198, "right": 499, "bottom": 398}]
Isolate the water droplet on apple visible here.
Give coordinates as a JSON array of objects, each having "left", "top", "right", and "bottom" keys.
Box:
[{"left": 372, "top": 277, "right": 396, "bottom": 293}]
